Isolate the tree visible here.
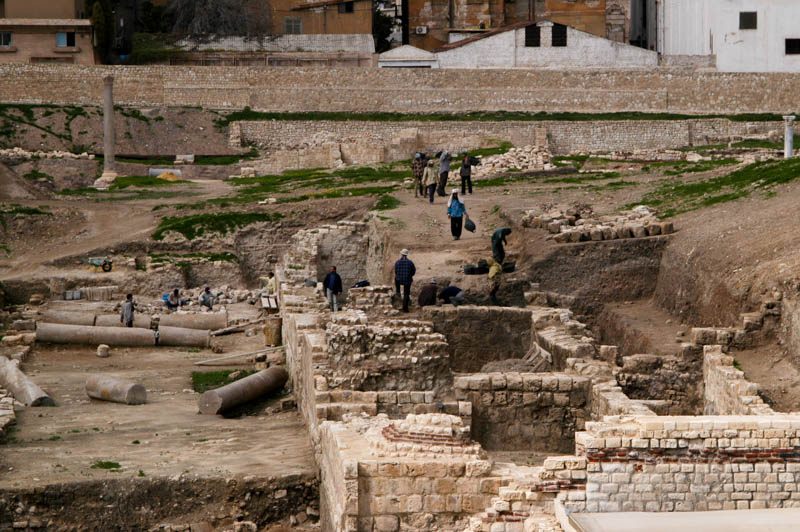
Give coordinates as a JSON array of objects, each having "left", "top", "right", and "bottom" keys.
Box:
[
  {"left": 372, "top": 3, "right": 394, "bottom": 53},
  {"left": 91, "top": 2, "right": 108, "bottom": 51},
  {"left": 168, "top": 0, "right": 270, "bottom": 35}
]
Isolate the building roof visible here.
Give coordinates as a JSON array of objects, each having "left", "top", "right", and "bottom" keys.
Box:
[
  {"left": 435, "top": 21, "right": 537, "bottom": 52},
  {"left": 0, "top": 19, "right": 93, "bottom": 27},
  {"left": 292, "top": 0, "right": 368, "bottom": 10},
  {"left": 379, "top": 45, "right": 435, "bottom": 61}
]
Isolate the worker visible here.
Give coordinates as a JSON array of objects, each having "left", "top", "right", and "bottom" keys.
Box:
[
  {"left": 199, "top": 287, "right": 216, "bottom": 310},
  {"left": 411, "top": 153, "right": 425, "bottom": 198},
  {"left": 263, "top": 272, "right": 278, "bottom": 310},
  {"left": 459, "top": 151, "right": 480, "bottom": 195},
  {"left": 323, "top": 265, "right": 343, "bottom": 312},
  {"left": 394, "top": 249, "right": 416, "bottom": 313},
  {"left": 418, "top": 279, "right": 438, "bottom": 307},
  {"left": 492, "top": 227, "right": 512, "bottom": 264},
  {"left": 487, "top": 257, "right": 502, "bottom": 306},
  {"left": 438, "top": 285, "right": 464, "bottom": 306},
  {"left": 120, "top": 293, "right": 135, "bottom": 327},
  {"left": 438, "top": 150, "right": 452, "bottom": 195},
  {"left": 447, "top": 189, "right": 467, "bottom": 240},
  {"left": 422, "top": 159, "right": 438, "bottom": 204},
  {"left": 165, "top": 288, "right": 185, "bottom": 311}
]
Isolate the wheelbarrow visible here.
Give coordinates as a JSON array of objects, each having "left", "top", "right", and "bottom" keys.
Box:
[{"left": 84, "top": 256, "right": 113, "bottom": 272}]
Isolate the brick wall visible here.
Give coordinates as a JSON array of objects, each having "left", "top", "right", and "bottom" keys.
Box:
[
  {"left": 2, "top": 65, "right": 800, "bottom": 114},
  {"left": 455, "top": 372, "right": 591, "bottom": 453},
  {"left": 573, "top": 415, "right": 800, "bottom": 513}
]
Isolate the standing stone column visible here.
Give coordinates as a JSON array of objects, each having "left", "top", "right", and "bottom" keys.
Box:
[
  {"left": 102, "top": 75, "right": 117, "bottom": 178},
  {"left": 784, "top": 115, "right": 796, "bottom": 159}
]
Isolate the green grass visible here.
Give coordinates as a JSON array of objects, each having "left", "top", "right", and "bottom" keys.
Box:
[
  {"left": 150, "top": 252, "right": 239, "bottom": 263},
  {"left": 373, "top": 194, "right": 402, "bottom": 211},
  {"left": 191, "top": 370, "right": 258, "bottom": 393},
  {"left": 627, "top": 158, "right": 800, "bottom": 218},
  {"left": 116, "top": 149, "right": 258, "bottom": 167},
  {"left": 110, "top": 176, "right": 189, "bottom": 189},
  {"left": 152, "top": 212, "right": 284, "bottom": 241},
  {"left": 681, "top": 135, "right": 800, "bottom": 152},
  {"left": 213, "top": 108, "right": 798, "bottom": 128},
  {"left": 23, "top": 169, "right": 53, "bottom": 181},
  {"left": 90, "top": 460, "right": 121, "bottom": 470},
  {"left": 662, "top": 158, "right": 739, "bottom": 176},
  {"left": 0, "top": 205, "right": 51, "bottom": 217}
]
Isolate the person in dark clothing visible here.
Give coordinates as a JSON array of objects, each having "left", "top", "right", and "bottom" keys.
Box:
[
  {"left": 438, "top": 285, "right": 464, "bottom": 306},
  {"left": 394, "top": 249, "right": 416, "bottom": 312},
  {"left": 323, "top": 265, "right": 343, "bottom": 312},
  {"left": 120, "top": 293, "right": 135, "bottom": 327},
  {"left": 491, "top": 227, "right": 512, "bottom": 264},
  {"left": 447, "top": 189, "right": 467, "bottom": 240},
  {"left": 418, "top": 279, "right": 438, "bottom": 307},
  {"left": 459, "top": 151, "right": 480, "bottom": 195},
  {"left": 411, "top": 153, "right": 425, "bottom": 198},
  {"left": 438, "top": 151, "right": 452, "bottom": 194}
]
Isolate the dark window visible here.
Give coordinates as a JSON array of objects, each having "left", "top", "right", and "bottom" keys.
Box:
[
  {"left": 552, "top": 23, "right": 567, "bottom": 47},
  {"left": 56, "top": 32, "right": 76, "bottom": 47},
  {"left": 0, "top": 32, "right": 11, "bottom": 47},
  {"left": 739, "top": 12, "right": 757, "bottom": 30},
  {"left": 284, "top": 17, "right": 302, "bottom": 34},
  {"left": 787, "top": 39, "right": 800, "bottom": 55},
  {"left": 338, "top": 1, "right": 354, "bottom": 13},
  {"left": 524, "top": 25, "right": 540, "bottom": 47}
]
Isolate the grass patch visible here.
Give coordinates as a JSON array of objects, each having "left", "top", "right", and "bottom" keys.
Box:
[
  {"left": 0, "top": 204, "right": 51, "bottom": 217},
  {"left": 150, "top": 252, "right": 239, "bottom": 263},
  {"left": 213, "top": 109, "right": 798, "bottom": 128},
  {"left": 90, "top": 460, "right": 121, "bottom": 470},
  {"left": 662, "top": 158, "right": 739, "bottom": 176},
  {"left": 23, "top": 169, "right": 53, "bottom": 181},
  {"left": 373, "top": 195, "right": 402, "bottom": 211},
  {"left": 191, "top": 370, "right": 258, "bottom": 393},
  {"left": 110, "top": 176, "right": 189, "bottom": 189},
  {"left": 627, "top": 157, "right": 800, "bottom": 217},
  {"left": 152, "top": 211, "right": 284, "bottom": 241}
]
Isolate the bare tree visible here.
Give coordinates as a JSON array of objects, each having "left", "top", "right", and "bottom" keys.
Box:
[{"left": 168, "top": 0, "right": 270, "bottom": 35}]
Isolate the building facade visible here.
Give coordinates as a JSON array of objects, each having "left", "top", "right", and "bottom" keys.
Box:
[
  {"left": 270, "top": 0, "right": 373, "bottom": 36},
  {"left": 0, "top": 19, "right": 94, "bottom": 64}
]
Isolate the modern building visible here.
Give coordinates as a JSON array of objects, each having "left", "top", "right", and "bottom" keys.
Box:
[
  {"left": 654, "top": 0, "right": 800, "bottom": 72},
  {"left": 270, "top": 0, "right": 373, "bottom": 36}
]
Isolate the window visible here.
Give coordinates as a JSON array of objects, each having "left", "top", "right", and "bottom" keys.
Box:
[
  {"left": 787, "top": 39, "right": 800, "bottom": 55},
  {"left": 338, "top": 1, "right": 354, "bottom": 13},
  {"left": 739, "top": 12, "right": 757, "bottom": 30},
  {"left": 0, "top": 32, "right": 11, "bottom": 47},
  {"left": 552, "top": 23, "right": 567, "bottom": 47},
  {"left": 524, "top": 25, "right": 540, "bottom": 47},
  {"left": 56, "top": 32, "right": 76, "bottom": 47},
  {"left": 284, "top": 17, "right": 302, "bottom": 34}
]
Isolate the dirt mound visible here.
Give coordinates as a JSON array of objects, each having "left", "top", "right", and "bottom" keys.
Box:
[
  {"left": 0, "top": 163, "right": 45, "bottom": 200},
  {"left": 481, "top": 358, "right": 539, "bottom": 373}
]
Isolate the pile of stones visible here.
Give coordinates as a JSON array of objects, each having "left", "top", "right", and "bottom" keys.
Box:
[
  {"left": 523, "top": 205, "right": 675, "bottom": 243},
  {"left": 0, "top": 147, "right": 94, "bottom": 164},
  {"left": 472, "top": 145, "right": 554, "bottom": 178}
]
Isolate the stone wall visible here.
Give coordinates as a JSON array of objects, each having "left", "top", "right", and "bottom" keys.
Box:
[
  {"left": 3, "top": 65, "right": 800, "bottom": 114},
  {"left": 316, "top": 224, "right": 368, "bottom": 299},
  {"left": 422, "top": 307, "right": 534, "bottom": 373},
  {"left": 573, "top": 415, "right": 800, "bottom": 513},
  {"left": 454, "top": 373, "right": 591, "bottom": 453},
  {"left": 703, "top": 345, "right": 776, "bottom": 416}
]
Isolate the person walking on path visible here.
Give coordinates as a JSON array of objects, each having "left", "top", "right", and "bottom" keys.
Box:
[
  {"left": 492, "top": 227, "right": 512, "bottom": 264},
  {"left": 323, "top": 266, "right": 343, "bottom": 312},
  {"left": 459, "top": 151, "right": 480, "bottom": 195},
  {"left": 487, "top": 258, "right": 502, "bottom": 306},
  {"left": 411, "top": 153, "right": 425, "bottom": 198},
  {"left": 438, "top": 285, "right": 465, "bottom": 306},
  {"left": 120, "top": 293, "right": 135, "bottom": 327},
  {"left": 199, "top": 286, "right": 217, "bottom": 310},
  {"left": 438, "top": 150, "right": 452, "bottom": 195},
  {"left": 394, "top": 249, "right": 416, "bottom": 312},
  {"left": 418, "top": 279, "right": 438, "bottom": 307},
  {"left": 447, "top": 189, "right": 467, "bottom": 240},
  {"left": 422, "top": 159, "right": 438, "bottom": 204}
]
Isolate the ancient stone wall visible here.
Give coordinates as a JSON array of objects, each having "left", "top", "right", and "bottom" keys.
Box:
[
  {"left": 455, "top": 373, "right": 591, "bottom": 453},
  {"left": 316, "top": 224, "right": 368, "bottom": 299},
  {"left": 422, "top": 307, "right": 534, "bottom": 373},
  {"left": 573, "top": 415, "right": 800, "bottom": 513},
  {"left": 3, "top": 65, "right": 800, "bottom": 114},
  {"left": 703, "top": 345, "right": 776, "bottom": 416}
]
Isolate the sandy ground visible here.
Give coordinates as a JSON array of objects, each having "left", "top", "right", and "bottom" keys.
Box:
[
  {"left": 0, "top": 300, "right": 314, "bottom": 489},
  {"left": 602, "top": 300, "right": 690, "bottom": 357}
]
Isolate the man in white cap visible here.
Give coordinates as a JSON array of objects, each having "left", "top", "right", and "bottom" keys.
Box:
[{"left": 394, "top": 249, "right": 416, "bottom": 313}]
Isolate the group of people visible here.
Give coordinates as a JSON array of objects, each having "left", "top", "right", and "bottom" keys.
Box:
[{"left": 411, "top": 150, "right": 481, "bottom": 205}]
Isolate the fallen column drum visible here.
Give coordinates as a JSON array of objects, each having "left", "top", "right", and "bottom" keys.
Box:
[
  {"left": 157, "top": 326, "right": 211, "bottom": 347},
  {"left": 85, "top": 374, "right": 147, "bottom": 405},
  {"left": 159, "top": 312, "right": 227, "bottom": 331},
  {"left": 36, "top": 323, "right": 155, "bottom": 347},
  {"left": 0, "top": 356, "right": 55, "bottom": 406},
  {"left": 39, "top": 310, "right": 97, "bottom": 326},
  {"left": 198, "top": 366, "right": 288, "bottom": 415},
  {"left": 95, "top": 314, "right": 152, "bottom": 329}
]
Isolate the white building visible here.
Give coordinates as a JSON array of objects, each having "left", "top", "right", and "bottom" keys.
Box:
[
  {"left": 434, "top": 21, "right": 657, "bottom": 69},
  {"left": 656, "top": 0, "right": 800, "bottom": 72}
]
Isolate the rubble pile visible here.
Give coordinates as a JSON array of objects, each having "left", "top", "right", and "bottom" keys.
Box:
[
  {"left": 472, "top": 145, "right": 554, "bottom": 179},
  {"left": 523, "top": 204, "right": 675, "bottom": 243},
  {"left": 0, "top": 147, "right": 94, "bottom": 165}
]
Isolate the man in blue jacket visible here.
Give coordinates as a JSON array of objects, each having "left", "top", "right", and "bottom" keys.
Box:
[
  {"left": 323, "top": 265, "right": 343, "bottom": 312},
  {"left": 394, "top": 249, "right": 416, "bottom": 313}
]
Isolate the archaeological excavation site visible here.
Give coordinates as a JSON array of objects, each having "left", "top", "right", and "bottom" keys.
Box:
[{"left": 3, "top": 66, "right": 800, "bottom": 532}]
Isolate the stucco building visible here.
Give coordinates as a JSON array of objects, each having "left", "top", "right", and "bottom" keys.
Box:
[{"left": 270, "top": 0, "right": 373, "bottom": 36}]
